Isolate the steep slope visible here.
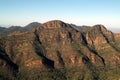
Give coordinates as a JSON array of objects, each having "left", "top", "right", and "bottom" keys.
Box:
[
  {"left": 83, "top": 25, "right": 120, "bottom": 66},
  {"left": 0, "top": 31, "right": 54, "bottom": 68},
  {"left": 0, "top": 20, "right": 120, "bottom": 80},
  {"left": 35, "top": 20, "right": 105, "bottom": 68}
]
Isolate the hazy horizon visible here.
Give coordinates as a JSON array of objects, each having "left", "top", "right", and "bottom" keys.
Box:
[
  {"left": 0, "top": 0, "right": 120, "bottom": 32},
  {"left": 0, "top": 20, "right": 120, "bottom": 33}
]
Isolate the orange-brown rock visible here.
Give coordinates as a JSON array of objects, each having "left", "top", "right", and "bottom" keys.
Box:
[{"left": 0, "top": 20, "right": 120, "bottom": 80}]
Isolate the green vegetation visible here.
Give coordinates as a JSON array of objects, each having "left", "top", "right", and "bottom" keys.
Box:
[
  {"left": 0, "top": 21, "right": 120, "bottom": 80},
  {"left": 0, "top": 65, "right": 120, "bottom": 80}
]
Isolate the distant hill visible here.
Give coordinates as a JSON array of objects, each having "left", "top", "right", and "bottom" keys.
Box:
[
  {"left": 0, "top": 22, "right": 41, "bottom": 37},
  {"left": 70, "top": 24, "right": 90, "bottom": 31},
  {"left": 24, "top": 22, "right": 41, "bottom": 31},
  {"left": 0, "top": 20, "right": 120, "bottom": 80}
]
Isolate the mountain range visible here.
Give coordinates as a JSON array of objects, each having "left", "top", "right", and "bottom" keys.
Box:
[
  {"left": 0, "top": 20, "right": 120, "bottom": 80},
  {"left": 0, "top": 22, "right": 40, "bottom": 37}
]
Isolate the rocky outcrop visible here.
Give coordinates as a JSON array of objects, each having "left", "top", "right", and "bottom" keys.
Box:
[
  {"left": 42, "top": 20, "right": 70, "bottom": 29},
  {"left": 85, "top": 25, "right": 114, "bottom": 45},
  {"left": 0, "top": 20, "right": 120, "bottom": 80}
]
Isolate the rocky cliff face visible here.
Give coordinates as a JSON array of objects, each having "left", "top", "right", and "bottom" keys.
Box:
[
  {"left": 0, "top": 20, "right": 120, "bottom": 80},
  {"left": 83, "top": 25, "right": 120, "bottom": 66}
]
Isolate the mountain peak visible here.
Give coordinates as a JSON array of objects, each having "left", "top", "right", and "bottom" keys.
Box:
[
  {"left": 25, "top": 22, "right": 41, "bottom": 28},
  {"left": 0, "top": 20, "right": 120, "bottom": 80},
  {"left": 92, "top": 24, "right": 107, "bottom": 32},
  {"left": 42, "top": 20, "right": 68, "bottom": 29}
]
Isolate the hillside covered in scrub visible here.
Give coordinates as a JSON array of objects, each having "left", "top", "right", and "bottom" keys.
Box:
[{"left": 0, "top": 20, "right": 120, "bottom": 80}]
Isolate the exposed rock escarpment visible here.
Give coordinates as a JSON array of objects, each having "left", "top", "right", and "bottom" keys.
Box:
[{"left": 0, "top": 20, "right": 120, "bottom": 80}]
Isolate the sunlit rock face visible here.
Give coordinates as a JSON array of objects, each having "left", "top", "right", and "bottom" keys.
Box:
[{"left": 0, "top": 20, "right": 120, "bottom": 80}]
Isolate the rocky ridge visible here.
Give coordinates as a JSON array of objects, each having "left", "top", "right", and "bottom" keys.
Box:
[{"left": 0, "top": 20, "right": 120, "bottom": 80}]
